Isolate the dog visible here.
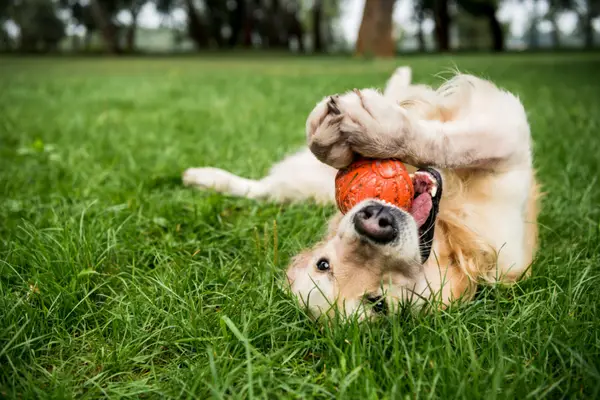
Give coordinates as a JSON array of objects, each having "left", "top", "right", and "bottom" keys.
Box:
[{"left": 183, "top": 66, "right": 540, "bottom": 320}]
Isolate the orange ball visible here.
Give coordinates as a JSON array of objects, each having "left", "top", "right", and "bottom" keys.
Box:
[{"left": 335, "top": 158, "right": 414, "bottom": 214}]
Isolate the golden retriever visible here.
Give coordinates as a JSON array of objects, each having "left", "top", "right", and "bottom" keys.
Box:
[{"left": 183, "top": 66, "right": 540, "bottom": 320}]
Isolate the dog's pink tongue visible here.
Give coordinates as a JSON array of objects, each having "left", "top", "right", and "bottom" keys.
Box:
[{"left": 410, "top": 193, "right": 432, "bottom": 228}]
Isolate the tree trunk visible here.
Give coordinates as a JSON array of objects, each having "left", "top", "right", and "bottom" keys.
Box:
[
  {"left": 355, "top": 0, "right": 374, "bottom": 55},
  {"left": 487, "top": 9, "right": 504, "bottom": 51},
  {"left": 528, "top": 0, "right": 539, "bottom": 48},
  {"left": 266, "top": 0, "right": 286, "bottom": 48},
  {"left": 356, "top": 0, "right": 396, "bottom": 57},
  {"left": 228, "top": 0, "right": 245, "bottom": 47},
  {"left": 126, "top": 10, "right": 139, "bottom": 52},
  {"left": 433, "top": 0, "right": 450, "bottom": 51},
  {"left": 71, "top": 32, "right": 80, "bottom": 52},
  {"left": 126, "top": 25, "right": 135, "bottom": 52},
  {"left": 416, "top": 10, "right": 426, "bottom": 52},
  {"left": 184, "top": 0, "right": 209, "bottom": 49},
  {"left": 326, "top": 13, "right": 334, "bottom": 51},
  {"left": 375, "top": 0, "right": 396, "bottom": 56},
  {"left": 582, "top": 9, "right": 594, "bottom": 48},
  {"left": 204, "top": 0, "right": 226, "bottom": 48},
  {"left": 89, "top": 0, "right": 119, "bottom": 53},
  {"left": 19, "top": 35, "right": 36, "bottom": 53},
  {"left": 312, "top": 0, "right": 323, "bottom": 52},
  {"left": 288, "top": 9, "right": 305, "bottom": 52},
  {"left": 242, "top": 0, "right": 254, "bottom": 47},
  {"left": 84, "top": 30, "right": 92, "bottom": 50},
  {"left": 550, "top": 11, "right": 560, "bottom": 48},
  {"left": 457, "top": 0, "right": 504, "bottom": 51},
  {"left": 0, "top": 28, "right": 11, "bottom": 50}
]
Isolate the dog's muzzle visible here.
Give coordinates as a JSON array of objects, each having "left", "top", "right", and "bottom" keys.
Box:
[
  {"left": 350, "top": 167, "right": 442, "bottom": 262},
  {"left": 353, "top": 203, "right": 406, "bottom": 244}
]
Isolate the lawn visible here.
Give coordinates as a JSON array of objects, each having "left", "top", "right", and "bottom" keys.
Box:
[{"left": 1, "top": 53, "right": 600, "bottom": 399}]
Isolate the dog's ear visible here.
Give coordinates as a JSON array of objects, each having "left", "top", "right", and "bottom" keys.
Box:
[{"left": 325, "top": 212, "right": 344, "bottom": 239}]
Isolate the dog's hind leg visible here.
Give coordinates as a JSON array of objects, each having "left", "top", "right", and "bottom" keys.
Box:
[
  {"left": 183, "top": 167, "right": 269, "bottom": 199},
  {"left": 183, "top": 149, "right": 337, "bottom": 204},
  {"left": 383, "top": 66, "right": 412, "bottom": 99}
]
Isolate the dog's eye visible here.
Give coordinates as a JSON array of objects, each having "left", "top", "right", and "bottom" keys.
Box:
[
  {"left": 316, "top": 258, "right": 330, "bottom": 271},
  {"left": 367, "top": 296, "right": 387, "bottom": 314}
]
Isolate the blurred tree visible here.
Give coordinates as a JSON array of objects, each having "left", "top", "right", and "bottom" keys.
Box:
[
  {"left": 0, "top": 29, "right": 9, "bottom": 50},
  {"left": 409, "top": 0, "right": 451, "bottom": 52},
  {"left": 523, "top": 0, "right": 597, "bottom": 49},
  {"left": 64, "top": 0, "right": 176, "bottom": 53},
  {"left": 411, "top": 0, "right": 505, "bottom": 52},
  {"left": 546, "top": 0, "right": 569, "bottom": 47},
  {"left": 433, "top": 0, "right": 450, "bottom": 51},
  {"left": 580, "top": 0, "right": 599, "bottom": 48},
  {"left": 9, "top": 0, "right": 65, "bottom": 52},
  {"left": 155, "top": 0, "right": 309, "bottom": 51},
  {"left": 526, "top": 0, "right": 541, "bottom": 48},
  {"left": 413, "top": 0, "right": 429, "bottom": 52},
  {"left": 0, "top": 0, "right": 9, "bottom": 20},
  {"left": 258, "top": 0, "right": 305, "bottom": 50},
  {"left": 300, "top": 0, "right": 340, "bottom": 52},
  {"left": 61, "top": 0, "right": 90, "bottom": 49},
  {"left": 184, "top": 0, "right": 209, "bottom": 48},
  {"left": 312, "top": 0, "right": 323, "bottom": 51},
  {"left": 228, "top": 0, "right": 246, "bottom": 47},
  {"left": 456, "top": 0, "right": 504, "bottom": 51},
  {"left": 265, "top": 0, "right": 284, "bottom": 48},
  {"left": 356, "top": 0, "right": 396, "bottom": 57},
  {"left": 453, "top": 6, "right": 509, "bottom": 50},
  {"left": 124, "top": 0, "right": 146, "bottom": 51},
  {"left": 88, "top": 0, "right": 121, "bottom": 52},
  {"left": 0, "top": 0, "right": 10, "bottom": 49},
  {"left": 521, "top": 0, "right": 596, "bottom": 49},
  {"left": 287, "top": 0, "right": 305, "bottom": 51},
  {"left": 455, "top": 9, "right": 488, "bottom": 49},
  {"left": 241, "top": 0, "right": 256, "bottom": 47},
  {"left": 60, "top": 0, "right": 122, "bottom": 53}
]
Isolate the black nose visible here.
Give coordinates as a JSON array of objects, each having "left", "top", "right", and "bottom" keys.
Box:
[{"left": 354, "top": 204, "right": 397, "bottom": 243}]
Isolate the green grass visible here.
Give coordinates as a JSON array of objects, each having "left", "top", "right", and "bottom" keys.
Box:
[{"left": 1, "top": 53, "right": 600, "bottom": 399}]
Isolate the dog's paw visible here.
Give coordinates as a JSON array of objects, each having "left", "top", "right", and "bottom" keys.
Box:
[
  {"left": 305, "top": 97, "right": 352, "bottom": 169},
  {"left": 306, "top": 89, "right": 409, "bottom": 169},
  {"left": 182, "top": 167, "right": 232, "bottom": 192}
]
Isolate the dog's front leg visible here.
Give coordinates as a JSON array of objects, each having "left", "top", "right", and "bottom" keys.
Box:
[
  {"left": 306, "top": 77, "right": 530, "bottom": 170},
  {"left": 305, "top": 88, "right": 412, "bottom": 169}
]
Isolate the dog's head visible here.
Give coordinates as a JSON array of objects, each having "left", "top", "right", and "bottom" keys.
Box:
[{"left": 286, "top": 170, "right": 441, "bottom": 320}]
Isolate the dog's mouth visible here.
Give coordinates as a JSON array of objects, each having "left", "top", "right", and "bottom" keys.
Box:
[
  {"left": 410, "top": 168, "right": 442, "bottom": 261},
  {"left": 409, "top": 169, "right": 440, "bottom": 229},
  {"left": 353, "top": 168, "right": 442, "bottom": 261}
]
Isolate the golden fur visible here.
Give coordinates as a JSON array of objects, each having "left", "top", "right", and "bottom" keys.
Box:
[{"left": 183, "top": 66, "right": 540, "bottom": 320}]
